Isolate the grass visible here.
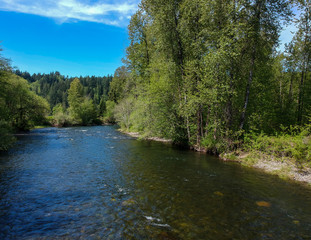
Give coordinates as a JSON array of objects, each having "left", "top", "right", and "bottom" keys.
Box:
[
  {"left": 219, "top": 124, "right": 311, "bottom": 185},
  {"left": 243, "top": 125, "right": 311, "bottom": 168}
]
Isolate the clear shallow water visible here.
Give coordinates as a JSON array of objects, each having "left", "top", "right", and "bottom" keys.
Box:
[{"left": 0, "top": 126, "right": 311, "bottom": 239}]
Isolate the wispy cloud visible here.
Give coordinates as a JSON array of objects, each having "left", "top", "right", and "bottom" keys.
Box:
[{"left": 0, "top": 0, "right": 139, "bottom": 26}]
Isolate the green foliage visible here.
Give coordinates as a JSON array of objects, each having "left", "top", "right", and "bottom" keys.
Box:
[
  {"left": 0, "top": 120, "right": 15, "bottom": 151},
  {"left": 110, "top": 0, "right": 294, "bottom": 151},
  {"left": 79, "top": 99, "right": 97, "bottom": 125},
  {"left": 243, "top": 125, "right": 311, "bottom": 166},
  {"left": 52, "top": 104, "right": 71, "bottom": 127},
  {"left": 284, "top": 1, "right": 311, "bottom": 125},
  {"left": 0, "top": 48, "right": 51, "bottom": 150},
  {"left": 1, "top": 72, "right": 50, "bottom": 130},
  {"left": 15, "top": 70, "right": 112, "bottom": 110},
  {"left": 67, "top": 78, "right": 97, "bottom": 125},
  {"left": 108, "top": 66, "right": 129, "bottom": 103},
  {"left": 13, "top": 70, "right": 112, "bottom": 127},
  {"left": 102, "top": 100, "right": 116, "bottom": 123},
  {"left": 68, "top": 78, "right": 83, "bottom": 121},
  {"left": 98, "top": 94, "right": 107, "bottom": 115},
  {"left": 114, "top": 97, "right": 134, "bottom": 130}
]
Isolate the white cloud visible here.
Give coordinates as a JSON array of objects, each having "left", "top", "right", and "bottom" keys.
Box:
[{"left": 0, "top": 0, "right": 139, "bottom": 26}]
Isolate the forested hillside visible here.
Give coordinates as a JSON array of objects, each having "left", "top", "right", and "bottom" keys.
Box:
[
  {"left": 14, "top": 70, "right": 112, "bottom": 110},
  {"left": 109, "top": 0, "right": 311, "bottom": 157},
  {"left": 12, "top": 70, "right": 114, "bottom": 127}
]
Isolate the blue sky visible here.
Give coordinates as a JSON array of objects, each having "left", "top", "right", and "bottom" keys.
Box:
[
  {"left": 0, "top": 0, "right": 140, "bottom": 77},
  {"left": 0, "top": 0, "right": 297, "bottom": 77}
]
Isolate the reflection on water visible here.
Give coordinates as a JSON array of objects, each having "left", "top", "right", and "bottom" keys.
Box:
[{"left": 0, "top": 126, "right": 311, "bottom": 239}]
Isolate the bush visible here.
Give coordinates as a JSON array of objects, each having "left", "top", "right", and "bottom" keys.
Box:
[
  {"left": 243, "top": 125, "right": 311, "bottom": 165},
  {"left": 52, "top": 104, "right": 72, "bottom": 127}
]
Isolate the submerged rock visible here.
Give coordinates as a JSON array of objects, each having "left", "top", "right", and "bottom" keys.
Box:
[
  {"left": 122, "top": 198, "right": 136, "bottom": 206},
  {"left": 256, "top": 201, "right": 271, "bottom": 207},
  {"left": 214, "top": 191, "right": 224, "bottom": 197}
]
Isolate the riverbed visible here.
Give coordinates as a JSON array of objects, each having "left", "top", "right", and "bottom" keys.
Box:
[{"left": 0, "top": 126, "right": 311, "bottom": 239}]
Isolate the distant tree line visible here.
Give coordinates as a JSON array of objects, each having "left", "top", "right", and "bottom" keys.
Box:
[
  {"left": 14, "top": 70, "right": 112, "bottom": 110},
  {"left": 0, "top": 51, "right": 114, "bottom": 150},
  {"left": 13, "top": 70, "right": 113, "bottom": 127},
  {"left": 109, "top": 0, "right": 311, "bottom": 153}
]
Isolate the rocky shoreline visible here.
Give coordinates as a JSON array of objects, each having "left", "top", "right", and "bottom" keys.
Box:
[
  {"left": 120, "top": 130, "right": 172, "bottom": 143},
  {"left": 220, "top": 152, "right": 311, "bottom": 186}
]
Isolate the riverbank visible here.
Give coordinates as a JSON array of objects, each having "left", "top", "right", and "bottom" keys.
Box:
[
  {"left": 119, "top": 130, "right": 172, "bottom": 143},
  {"left": 220, "top": 151, "right": 311, "bottom": 185},
  {"left": 121, "top": 129, "right": 311, "bottom": 186}
]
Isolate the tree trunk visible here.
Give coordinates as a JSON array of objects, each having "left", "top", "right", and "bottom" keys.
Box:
[
  {"left": 239, "top": 0, "right": 262, "bottom": 130},
  {"left": 186, "top": 116, "right": 191, "bottom": 142},
  {"left": 288, "top": 72, "right": 294, "bottom": 102},
  {"left": 196, "top": 105, "right": 203, "bottom": 147},
  {"left": 227, "top": 70, "right": 234, "bottom": 129},
  {"left": 240, "top": 46, "right": 256, "bottom": 130},
  {"left": 297, "top": 70, "right": 305, "bottom": 124},
  {"left": 143, "top": 33, "right": 150, "bottom": 66},
  {"left": 200, "top": 106, "right": 204, "bottom": 138},
  {"left": 205, "top": 108, "right": 210, "bottom": 137}
]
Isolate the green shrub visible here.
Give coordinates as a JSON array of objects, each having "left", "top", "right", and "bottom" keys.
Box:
[
  {"left": 102, "top": 100, "right": 116, "bottom": 123},
  {"left": 243, "top": 125, "right": 311, "bottom": 165},
  {"left": 52, "top": 104, "right": 72, "bottom": 127}
]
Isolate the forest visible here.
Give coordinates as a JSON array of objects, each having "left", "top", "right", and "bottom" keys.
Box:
[
  {"left": 14, "top": 70, "right": 113, "bottom": 126},
  {"left": 14, "top": 70, "right": 112, "bottom": 110},
  {"left": 0, "top": 52, "right": 113, "bottom": 150},
  {"left": 109, "top": 0, "right": 311, "bottom": 164}
]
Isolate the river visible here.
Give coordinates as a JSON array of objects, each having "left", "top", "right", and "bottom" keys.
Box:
[{"left": 0, "top": 126, "right": 311, "bottom": 239}]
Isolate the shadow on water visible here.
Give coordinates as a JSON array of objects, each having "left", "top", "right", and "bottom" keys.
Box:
[{"left": 0, "top": 126, "right": 311, "bottom": 239}]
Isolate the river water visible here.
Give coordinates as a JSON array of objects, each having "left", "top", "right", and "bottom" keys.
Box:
[{"left": 0, "top": 126, "right": 311, "bottom": 239}]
